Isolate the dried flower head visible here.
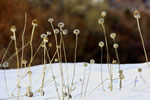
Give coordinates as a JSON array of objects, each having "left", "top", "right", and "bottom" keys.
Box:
[
  {"left": 28, "top": 71, "right": 32, "bottom": 75},
  {"left": 54, "top": 29, "right": 59, "bottom": 34},
  {"left": 99, "top": 41, "right": 104, "bottom": 48},
  {"left": 54, "top": 58, "right": 58, "bottom": 62},
  {"left": 113, "top": 43, "right": 119, "bottom": 49},
  {"left": 138, "top": 68, "right": 142, "bottom": 72},
  {"left": 134, "top": 10, "right": 141, "bottom": 19},
  {"left": 112, "top": 59, "right": 117, "bottom": 64},
  {"left": 22, "top": 59, "right": 27, "bottom": 64},
  {"left": 98, "top": 18, "right": 104, "bottom": 24},
  {"left": 83, "top": 63, "right": 88, "bottom": 67},
  {"left": 90, "top": 59, "right": 95, "bottom": 64},
  {"left": 48, "top": 42, "right": 53, "bottom": 47},
  {"left": 46, "top": 31, "right": 51, "bottom": 35},
  {"left": 41, "top": 34, "right": 46, "bottom": 39},
  {"left": 32, "top": 19, "right": 38, "bottom": 26},
  {"left": 63, "top": 29, "right": 68, "bottom": 35},
  {"left": 10, "top": 25, "right": 16, "bottom": 32},
  {"left": 44, "top": 37, "right": 49, "bottom": 43},
  {"left": 10, "top": 36, "right": 16, "bottom": 40},
  {"left": 101, "top": 11, "right": 106, "bottom": 17},
  {"left": 120, "top": 74, "right": 125, "bottom": 80},
  {"left": 58, "top": 22, "right": 64, "bottom": 28},
  {"left": 2, "top": 62, "right": 9, "bottom": 68},
  {"left": 48, "top": 18, "right": 54, "bottom": 22},
  {"left": 73, "top": 29, "right": 80, "bottom": 35},
  {"left": 119, "top": 70, "right": 123, "bottom": 74},
  {"left": 110, "top": 33, "right": 116, "bottom": 39}
]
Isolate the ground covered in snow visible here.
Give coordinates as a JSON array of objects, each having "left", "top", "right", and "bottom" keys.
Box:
[{"left": 0, "top": 63, "right": 150, "bottom": 100}]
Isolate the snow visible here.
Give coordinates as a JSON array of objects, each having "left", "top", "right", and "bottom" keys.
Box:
[{"left": 0, "top": 63, "right": 150, "bottom": 100}]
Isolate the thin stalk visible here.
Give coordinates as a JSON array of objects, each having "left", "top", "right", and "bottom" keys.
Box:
[
  {"left": 136, "top": 18, "right": 150, "bottom": 68},
  {"left": 80, "top": 67, "right": 86, "bottom": 97}
]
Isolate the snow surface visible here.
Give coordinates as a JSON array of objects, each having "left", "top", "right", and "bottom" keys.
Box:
[{"left": 0, "top": 63, "right": 150, "bottom": 100}]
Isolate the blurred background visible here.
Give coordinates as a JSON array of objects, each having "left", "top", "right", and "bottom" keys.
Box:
[{"left": 1, "top": 0, "right": 150, "bottom": 68}]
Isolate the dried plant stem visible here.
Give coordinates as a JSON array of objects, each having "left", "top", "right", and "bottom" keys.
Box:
[
  {"left": 84, "top": 64, "right": 92, "bottom": 97},
  {"left": 101, "top": 23, "right": 112, "bottom": 91},
  {"left": 100, "top": 47, "right": 105, "bottom": 92},
  {"left": 139, "top": 72, "right": 145, "bottom": 83},
  {"left": 70, "top": 35, "right": 78, "bottom": 91},
  {"left": 12, "top": 31, "right": 20, "bottom": 99},
  {"left": 136, "top": 18, "right": 150, "bottom": 68},
  {"left": 60, "top": 29, "right": 70, "bottom": 97},
  {"left": 46, "top": 47, "right": 61, "bottom": 100},
  {"left": 80, "top": 67, "right": 86, "bottom": 97},
  {"left": 134, "top": 76, "right": 137, "bottom": 87},
  {"left": 1, "top": 40, "right": 13, "bottom": 100}
]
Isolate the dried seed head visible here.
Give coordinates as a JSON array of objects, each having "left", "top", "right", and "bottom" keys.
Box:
[
  {"left": 54, "top": 29, "right": 59, "bottom": 34},
  {"left": 120, "top": 74, "right": 125, "bottom": 80},
  {"left": 73, "top": 29, "right": 80, "bottom": 35},
  {"left": 83, "top": 63, "right": 88, "bottom": 67},
  {"left": 44, "top": 37, "right": 49, "bottom": 43},
  {"left": 134, "top": 10, "right": 141, "bottom": 19},
  {"left": 28, "top": 71, "right": 32, "bottom": 75},
  {"left": 41, "top": 34, "right": 46, "bottom": 39},
  {"left": 113, "top": 43, "right": 119, "bottom": 49},
  {"left": 112, "top": 59, "right": 117, "bottom": 64},
  {"left": 99, "top": 41, "right": 104, "bottom": 48},
  {"left": 110, "top": 33, "right": 116, "bottom": 39},
  {"left": 32, "top": 19, "right": 38, "bottom": 26},
  {"left": 46, "top": 31, "right": 51, "bottom": 35},
  {"left": 119, "top": 70, "right": 123, "bottom": 74},
  {"left": 22, "top": 59, "right": 27, "bottom": 64},
  {"left": 54, "top": 58, "right": 58, "bottom": 62},
  {"left": 58, "top": 22, "right": 64, "bottom": 28},
  {"left": 63, "top": 29, "right": 68, "bottom": 35},
  {"left": 101, "top": 11, "right": 106, "bottom": 17},
  {"left": 98, "top": 18, "right": 104, "bottom": 24},
  {"left": 48, "top": 18, "right": 54, "bottom": 22},
  {"left": 90, "top": 59, "right": 95, "bottom": 64},
  {"left": 10, "top": 25, "right": 16, "bottom": 32},
  {"left": 48, "top": 42, "right": 53, "bottom": 47},
  {"left": 138, "top": 68, "right": 142, "bottom": 72},
  {"left": 10, "top": 36, "right": 16, "bottom": 40},
  {"left": 2, "top": 62, "right": 9, "bottom": 68}
]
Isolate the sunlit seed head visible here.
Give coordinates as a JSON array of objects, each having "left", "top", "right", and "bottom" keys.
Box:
[
  {"left": 112, "top": 59, "right": 117, "bottom": 64},
  {"left": 22, "top": 59, "right": 27, "bottom": 64},
  {"left": 46, "top": 31, "right": 51, "bottom": 35},
  {"left": 73, "top": 29, "right": 80, "bottom": 35},
  {"left": 41, "top": 34, "right": 46, "bottom": 39},
  {"left": 138, "top": 68, "right": 142, "bottom": 72},
  {"left": 48, "top": 42, "right": 53, "bottom": 47},
  {"left": 48, "top": 18, "right": 54, "bottom": 22},
  {"left": 63, "top": 29, "right": 68, "bottom": 35},
  {"left": 101, "top": 11, "right": 106, "bottom": 17},
  {"left": 90, "top": 59, "right": 95, "bottom": 64},
  {"left": 98, "top": 18, "right": 104, "bottom": 24},
  {"left": 113, "top": 43, "right": 119, "bottom": 49},
  {"left": 110, "top": 33, "right": 116, "bottom": 39},
  {"left": 2, "top": 62, "right": 9, "bottom": 68},
  {"left": 54, "top": 29, "right": 59, "bottom": 34},
  {"left": 54, "top": 58, "right": 58, "bottom": 62},
  {"left": 99, "top": 41, "right": 104, "bottom": 48},
  {"left": 58, "top": 22, "right": 64, "bottom": 28},
  {"left": 10, "top": 36, "right": 16, "bottom": 40},
  {"left": 32, "top": 19, "right": 38, "bottom": 26},
  {"left": 134, "top": 10, "right": 141, "bottom": 19},
  {"left": 119, "top": 70, "right": 123, "bottom": 74},
  {"left": 83, "top": 63, "right": 88, "bottom": 67},
  {"left": 10, "top": 25, "right": 16, "bottom": 32}
]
